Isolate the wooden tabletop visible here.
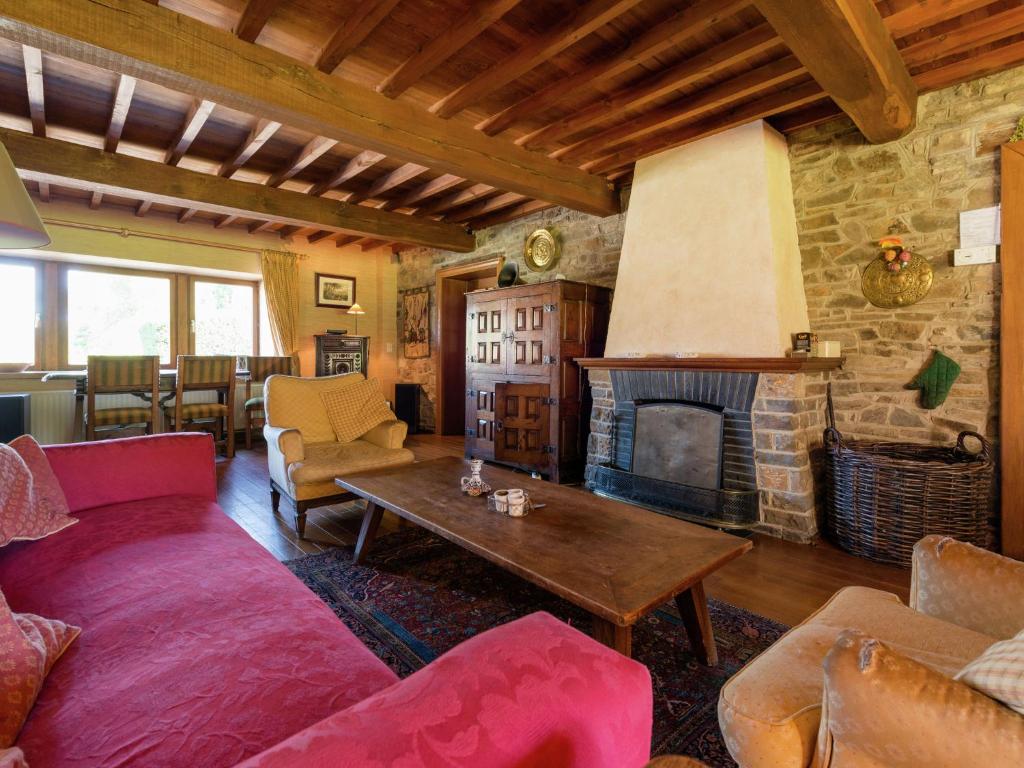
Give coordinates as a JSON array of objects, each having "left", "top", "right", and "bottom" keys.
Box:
[{"left": 336, "top": 457, "right": 752, "bottom": 626}]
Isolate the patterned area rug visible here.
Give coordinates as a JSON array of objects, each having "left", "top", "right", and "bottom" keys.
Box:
[{"left": 285, "top": 527, "right": 786, "bottom": 767}]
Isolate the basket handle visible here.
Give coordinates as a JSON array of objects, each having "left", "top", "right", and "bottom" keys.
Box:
[
  {"left": 956, "top": 431, "right": 991, "bottom": 460},
  {"left": 823, "top": 426, "right": 844, "bottom": 451}
]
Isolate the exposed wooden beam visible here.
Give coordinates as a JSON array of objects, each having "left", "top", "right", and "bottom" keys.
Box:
[
  {"left": 587, "top": 80, "right": 824, "bottom": 174},
  {"left": 306, "top": 230, "right": 336, "bottom": 244},
  {"left": 235, "top": 0, "right": 281, "bottom": 43},
  {"left": 770, "top": 98, "right": 843, "bottom": 132},
  {"left": 468, "top": 199, "right": 552, "bottom": 230},
  {"left": 447, "top": 191, "right": 526, "bottom": 222},
  {"left": 356, "top": 238, "right": 386, "bottom": 251},
  {"left": 431, "top": 0, "right": 644, "bottom": 119},
  {"left": 883, "top": 0, "right": 994, "bottom": 39},
  {"left": 316, "top": 0, "right": 401, "bottom": 74},
  {"left": 378, "top": 0, "right": 524, "bottom": 98},
  {"left": 913, "top": 37, "right": 1024, "bottom": 91},
  {"left": 555, "top": 56, "right": 807, "bottom": 163},
  {"left": 395, "top": 173, "right": 464, "bottom": 208},
  {"left": 753, "top": 0, "right": 917, "bottom": 142},
  {"left": 37, "top": 180, "right": 50, "bottom": 202},
  {"left": 248, "top": 220, "right": 276, "bottom": 234},
  {"left": 520, "top": 23, "right": 780, "bottom": 150},
  {"left": 267, "top": 136, "right": 336, "bottom": 187},
  {"left": 215, "top": 214, "right": 240, "bottom": 229},
  {"left": 166, "top": 98, "right": 215, "bottom": 165},
  {"left": 350, "top": 162, "right": 429, "bottom": 205},
  {"left": 277, "top": 225, "right": 301, "bottom": 238},
  {"left": 309, "top": 149, "right": 385, "bottom": 196},
  {"left": 104, "top": 74, "right": 137, "bottom": 153},
  {"left": 1, "top": 128, "right": 475, "bottom": 251},
  {"left": 478, "top": 0, "right": 750, "bottom": 136},
  {"left": 22, "top": 45, "right": 45, "bottom": 137},
  {"left": 417, "top": 182, "right": 495, "bottom": 216},
  {"left": 178, "top": 207, "right": 197, "bottom": 223},
  {"left": 0, "top": 0, "right": 618, "bottom": 216},
  {"left": 899, "top": 5, "right": 1024, "bottom": 68},
  {"left": 89, "top": 190, "right": 102, "bottom": 209},
  {"left": 135, "top": 199, "right": 152, "bottom": 216},
  {"left": 219, "top": 118, "right": 281, "bottom": 177},
  {"left": 335, "top": 235, "right": 361, "bottom": 248}
]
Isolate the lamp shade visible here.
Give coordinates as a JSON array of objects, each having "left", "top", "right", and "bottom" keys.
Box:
[
  {"left": 0, "top": 141, "right": 49, "bottom": 249},
  {"left": 346, "top": 302, "right": 366, "bottom": 315}
]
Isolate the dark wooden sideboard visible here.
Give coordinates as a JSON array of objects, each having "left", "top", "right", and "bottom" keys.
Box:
[{"left": 464, "top": 279, "right": 611, "bottom": 483}]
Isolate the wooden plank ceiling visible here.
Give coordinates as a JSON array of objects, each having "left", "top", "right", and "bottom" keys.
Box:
[{"left": 0, "top": 0, "right": 1021, "bottom": 252}]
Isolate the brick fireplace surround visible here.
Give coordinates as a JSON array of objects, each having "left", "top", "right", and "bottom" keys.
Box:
[{"left": 583, "top": 364, "right": 834, "bottom": 543}]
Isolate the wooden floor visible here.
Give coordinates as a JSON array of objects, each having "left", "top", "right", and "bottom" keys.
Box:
[{"left": 217, "top": 434, "right": 909, "bottom": 628}]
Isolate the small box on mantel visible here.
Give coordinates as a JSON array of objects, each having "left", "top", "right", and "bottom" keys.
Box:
[{"left": 813, "top": 340, "right": 842, "bottom": 357}]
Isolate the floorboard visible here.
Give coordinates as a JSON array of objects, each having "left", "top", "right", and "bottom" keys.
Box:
[{"left": 217, "top": 434, "right": 909, "bottom": 628}]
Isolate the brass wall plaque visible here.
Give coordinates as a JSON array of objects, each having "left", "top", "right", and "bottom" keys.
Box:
[
  {"left": 861, "top": 255, "right": 934, "bottom": 308},
  {"left": 524, "top": 228, "right": 559, "bottom": 272}
]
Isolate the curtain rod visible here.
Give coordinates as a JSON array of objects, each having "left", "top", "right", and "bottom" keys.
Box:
[{"left": 41, "top": 217, "right": 309, "bottom": 259}]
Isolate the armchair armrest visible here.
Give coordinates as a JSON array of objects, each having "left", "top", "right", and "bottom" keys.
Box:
[
  {"left": 263, "top": 425, "right": 305, "bottom": 465},
  {"left": 43, "top": 433, "right": 216, "bottom": 512},
  {"left": 814, "top": 630, "right": 1024, "bottom": 768},
  {"left": 911, "top": 535, "right": 1024, "bottom": 639},
  {"left": 360, "top": 419, "right": 407, "bottom": 450},
  {"left": 235, "top": 612, "right": 653, "bottom": 768}
]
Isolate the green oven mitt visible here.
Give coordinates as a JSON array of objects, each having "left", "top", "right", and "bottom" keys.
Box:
[{"left": 906, "top": 350, "right": 961, "bottom": 409}]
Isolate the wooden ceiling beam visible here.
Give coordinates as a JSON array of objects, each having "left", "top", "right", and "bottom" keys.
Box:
[
  {"left": 215, "top": 214, "right": 240, "bottom": 228},
  {"left": 430, "top": 0, "right": 646, "bottom": 119},
  {"left": 166, "top": 98, "right": 215, "bottom": 165},
  {"left": 478, "top": 0, "right": 750, "bottom": 137},
  {"left": 913, "top": 37, "right": 1024, "bottom": 91},
  {"left": 104, "top": 74, "right": 137, "bottom": 153},
  {"left": 309, "top": 149, "right": 386, "bottom": 197},
  {"left": 467, "top": 199, "right": 552, "bottom": 231},
  {"left": 769, "top": 98, "right": 843, "bottom": 132},
  {"left": 335, "top": 235, "right": 361, "bottom": 248},
  {"left": 248, "top": 220, "right": 276, "bottom": 234},
  {"left": 235, "top": 0, "right": 281, "bottom": 43},
  {"left": 447, "top": 191, "right": 526, "bottom": 222},
  {"left": 266, "top": 136, "right": 337, "bottom": 187},
  {"left": 753, "top": 0, "right": 917, "bottom": 142},
  {"left": 883, "top": 0, "right": 995, "bottom": 39},
  {"left": 355, "top": 237, "right": 386, "bottom": 251},
  {"left": 350, "top": 162, "right": 429, "bottom": 205},
  {"left": 378, "top": 0, "right": 524, "bottom": 98},
  {"left": 395, "top": 173, "right": 464, "bottom": 208},
  {"left": 520, "top": 23, "right": 780, "bottom": 150},
  {"left": 417, "top": 182, "right": 495, "bottom": 216},
  {"left": 89, "top": 190, "right": 102, "bottom": 209},
  {"left": 1, "top": 128, "right": 474, "bottom": 251},
  {"left": 135, "top": 199, "right": 152, "bottom": 216},
  {"left": 178, "top": 207, "right": 198, "bottom": 223},
  {"left": 316, "top": 0, "right": 402, "bottom": 74},
  {"left": 556, "top": 55, "right": 807, "bottom": 163},
  {"left": 22, "top": 45, "right": 45, "bottom": 137},
  {"left": 305, "top": 230, "right": 336, "bottom": 244},
  {"left": 899, "top": 5, "right": 1024, "bottom": 68},
  {"left": 587, "top": 80, "right": 824, "bottom": 174},
  {"left": 0, "top": 0, "right": 617, "bottom": 216},
  {"left": 37, "top": 181, "right": 50, "bottom": 202},
  {"left": 219, "top": 118, "right": 281, "bottom": 177}
]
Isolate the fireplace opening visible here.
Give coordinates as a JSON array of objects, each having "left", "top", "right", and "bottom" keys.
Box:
[{"left": 632, "top": 400, "right": 724, "bottom": 490}]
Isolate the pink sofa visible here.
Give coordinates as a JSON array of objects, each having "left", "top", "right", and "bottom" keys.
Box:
[{"left": 0, "top": 434, "right": 653, "bottom": 767}]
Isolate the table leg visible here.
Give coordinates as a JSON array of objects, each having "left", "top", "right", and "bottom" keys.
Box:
[
  {"left": 353, "top": 501, "right": 384, "bottom": 565},
  {"left": 73, "top": 393, "right": 85, "bottom": 442},
  {"left": 676, "top": 580, "right": 717, "bottom": 666},
  {"left": 592, "top": 616, "right": 632, "bottom": 658}
]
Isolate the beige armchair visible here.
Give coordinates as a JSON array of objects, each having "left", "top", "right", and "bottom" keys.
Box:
[
  {"left": 263, "top": 372, "right": 414, "bottom": 538},
  {"left": 719, "top": 536, "right": 1024, "bottom": 768}
]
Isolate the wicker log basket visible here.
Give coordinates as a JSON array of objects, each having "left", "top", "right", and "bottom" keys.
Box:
[{"left": 823, "top": 387, "right": 995, "bottom": 567}]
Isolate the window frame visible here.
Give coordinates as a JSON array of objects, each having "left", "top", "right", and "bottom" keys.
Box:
[
  {"left": 0, "top": 255, "right": 43, "bottom": 371},
  {"left": 187, "top": 275, "right": 260, "bottom": 358}
]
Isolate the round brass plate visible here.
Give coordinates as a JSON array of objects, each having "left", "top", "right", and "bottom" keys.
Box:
[
  {"left": 861, "top": 255, "right": 934, "bottom": 308},
  {"left": 524, "top": 228, "right": 559, "bottom": 272}
]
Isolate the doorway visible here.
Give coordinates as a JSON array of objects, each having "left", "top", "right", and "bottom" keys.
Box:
[{"left": 434, "top": 257, "right": 504, "bottom": 436}]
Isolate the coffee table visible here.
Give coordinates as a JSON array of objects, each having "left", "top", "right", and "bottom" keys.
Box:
[{"left": 335, "top": 457, "right": 752, "bottom": 663}]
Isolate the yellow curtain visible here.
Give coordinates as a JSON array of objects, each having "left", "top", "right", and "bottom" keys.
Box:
[{"left": 260, "top": 249, "right": 300, "bottom": 371}]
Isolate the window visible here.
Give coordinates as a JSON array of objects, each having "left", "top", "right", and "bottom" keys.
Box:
[
  {"left": 0, "top": 261, "right": 38, "bottom": 366},
  {"left": 192, "top": 279, "right": 256, "bottom": 356},
  {"left": 65, "top": 268, "right": 173, "bottom": 366}
]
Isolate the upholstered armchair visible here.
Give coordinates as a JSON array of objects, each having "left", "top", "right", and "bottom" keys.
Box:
[
  {"left": 263, "top": 372, "right": 414, "bottom": 538},
  {"left": 719, "top": 536, "right": 1024, "bottom": 768}
]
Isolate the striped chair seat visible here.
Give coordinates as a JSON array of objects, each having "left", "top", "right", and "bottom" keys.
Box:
[
  {"left": 164, "top": 402, "right": 230, "bottom": 421},
  {"left": 91, "top": 407, "right": 155, "bottom": 427},
  {"left": 244, "top": 396, "right": 265, "bottom": 410}
]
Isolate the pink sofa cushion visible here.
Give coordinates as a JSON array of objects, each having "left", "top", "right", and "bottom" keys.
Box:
[
  {"left": 9, "top": 436, "right": 71, "bottom": 521},
  {"left": 0, "top": 589, "right": 79, "bottom": 748},
  {"left": 0, "top": 493, "right": 399, "bottom": 768},
  {"left": 239, "top": 611, "right": 654, "bottom": 768},
  {"left": 0, "top": 442, "right": 76, "bottom": 547}
]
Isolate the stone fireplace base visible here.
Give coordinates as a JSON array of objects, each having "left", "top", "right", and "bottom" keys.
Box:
[{"left": 585, "top": 368, "right": 830, "bottom": 542}]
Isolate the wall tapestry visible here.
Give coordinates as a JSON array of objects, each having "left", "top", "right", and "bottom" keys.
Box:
[{"left": 402, "top": 288, "right": 430, "bottom": 359}]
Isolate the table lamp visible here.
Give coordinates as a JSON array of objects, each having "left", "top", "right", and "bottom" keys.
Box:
[
  {"left": 0, "top": 140, "right": 50, "bottom": 248},
  {"left": 347, "top": 302, "right": 366, "bottom": 334}
]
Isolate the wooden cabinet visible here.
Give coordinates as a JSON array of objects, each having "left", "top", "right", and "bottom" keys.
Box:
[{"left": 464, "top": 280, "right": 611, "bottom": 483}]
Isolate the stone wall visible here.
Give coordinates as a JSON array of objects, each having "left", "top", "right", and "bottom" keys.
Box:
[
  {"left": 397, "top": 205, "right": 625, "bottom": 431},
  {"left": 788, "top": 64, "right": 1022, "bottom": 448}
]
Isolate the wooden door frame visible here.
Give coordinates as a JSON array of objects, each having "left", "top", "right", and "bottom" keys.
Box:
[
  {"left": 1001, "top": 142, "right": 1024, "bottom": 559},
  {"left": 435, "top": 257, "right": 504, "bottom": 436}
]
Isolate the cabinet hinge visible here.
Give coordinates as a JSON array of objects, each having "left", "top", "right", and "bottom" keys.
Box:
[
  {"left": 466, "top": 389, "right": 477, "bottom": 397},
  {"left": 542, "top": 397, "right": 557, "bottom": 406},
  {"left": 466, "top": 428, "right": 477, "bottom": 437},
  {"left": 543, "top": 304, "right": 558, "bottom": 313},
  {"left": 469, "top": 312, "right": 476, "bottom": 319},
  {"left": 542, "top": 355, "right": 558, "bottom": 364},
  {"left": 542, "top": 445, "right": 556, "bottom": 454}
]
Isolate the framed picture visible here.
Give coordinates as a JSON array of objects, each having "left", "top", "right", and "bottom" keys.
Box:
[
  {"left": 402, "top": 288, "right": 430, "bottom": 359},
  {"left": 315, "top": 273, "right": 356, "bottom": 308}
]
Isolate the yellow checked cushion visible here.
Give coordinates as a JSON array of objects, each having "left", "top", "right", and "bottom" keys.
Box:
[
  {"left": 164, "top": 402, "right": 229, "bottom": 421},
  {"left": 264, "top": 373, "right": 363, "bottom": 444},
  {"left": 91, "top": 407, "right": 154, "bottom": 426},
  {"left": 320, "top": 379, "right": 396, "bottom": 444},
  {"left": 287, "top": 440, "right": 414, "bottom": 487}
]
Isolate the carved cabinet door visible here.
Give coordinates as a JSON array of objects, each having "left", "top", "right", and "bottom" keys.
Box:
[
  {"left": 467, "top": 298, "right": 507, "bottom": 375},
  {"left": 507, "top": 294, "right": 554, "bottom": 376},
  {"left": 494, "top": 382, "right": 550, "bottom": 469},
  {"left": 465, "top": 378, "right": 496, "bottom": 459}
]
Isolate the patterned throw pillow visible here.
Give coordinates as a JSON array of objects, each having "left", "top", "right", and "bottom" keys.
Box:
[
  {"left": 956, "top": 628, "right": 1024, "bottom": 715},
  {"left": 320, "top": 379, "right": 397, "bottom": 444},
  {"left": 0, "top": 748, "right": 26, "bottom": 768},
  {"left": 0, "top": 589, "right": 80, "bottom": 747},
  {"left": 0, "top": 440, "right": 77, "bottom": 548}
]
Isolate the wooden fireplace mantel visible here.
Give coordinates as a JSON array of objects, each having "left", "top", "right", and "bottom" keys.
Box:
[{"left": 576, "top": 356, "right": 845, "bottom": 373}]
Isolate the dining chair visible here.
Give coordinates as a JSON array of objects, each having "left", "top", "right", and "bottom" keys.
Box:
[
  {"left": 163, "top": 355, "right": 236, "bottom": 457},
  {"left": 237, "top": 355, "right": 294, "bottom": 450},
  {"left": 85, "top": 355, "right": 161, "bottom": 441}
]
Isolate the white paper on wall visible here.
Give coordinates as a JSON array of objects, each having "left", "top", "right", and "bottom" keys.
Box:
[{"left": 959, "top": 205, "right": 1001, "bottom": 247}]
